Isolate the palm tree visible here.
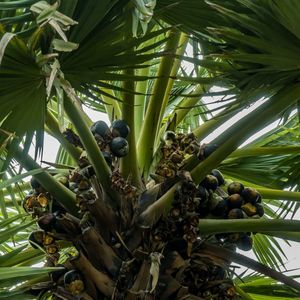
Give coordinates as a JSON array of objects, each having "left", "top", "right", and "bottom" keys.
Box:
[{"left": 1, "top": 0, "right": 300, "bottom": 299}]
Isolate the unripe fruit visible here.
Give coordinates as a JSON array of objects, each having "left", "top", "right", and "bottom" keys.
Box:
[{"left": 90, "top": 120, "right": 110, "bottom": 137}]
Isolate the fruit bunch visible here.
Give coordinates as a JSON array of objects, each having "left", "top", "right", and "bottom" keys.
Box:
[{"left": 22, "top": 126, "right": 265, "bottom": 299}]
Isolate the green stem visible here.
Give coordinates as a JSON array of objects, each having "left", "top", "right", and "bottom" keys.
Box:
[
  {"left": 101, "top": 87, "right": 122, "bottom": 122},
  {"left": 45, "top": 110, "right": 81, "bottom": 162},
  {"left": 63, "top": 95, "right": 120, "bottom": 208},
  {"left": 134, "top": 66, "right": 150, "bottom": 141},
  {"left": 191, "top": 84, "right": 300, "bottom": 185},
  {"left": 120, "top": 68, "right": 143, "bottom": 188},
  {"left": 257, "top": 188, "right": 300, "bottom": 202},
  {"left": 235, "top": 286, "right": 254, "bottom": 300},
  {"left": 13, "top": 146, "right": 77, "bottom": 215},
  {"left": 229, "top": 146, "right": 300, "bottom": 158},
  {"left": 137, "top": 29, "right": 182, "bottom": 178},
  {"left": 198, "top": 219, "right": 300, "bottom": 235}
]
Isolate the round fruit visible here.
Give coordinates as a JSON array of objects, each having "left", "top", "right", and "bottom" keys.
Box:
[
  {"left": 28, "top": 230, "right": 44, "bottom": 249},
  {"left": 227, "top": 182, "right": 244, "bottom": 195},
  {"left": 211, "top": 199, "right": 228, "bottom": 217},
  {"left": 211, "top": 169, "right": 225, "bottom": 186},
  {"left": 111, "top": 120, "right": 130, "bottom": 138},
  {"left": 227, "top": 194, "right": 243, "bottom": 209},
  {"left": 30, "top": 177, "right": 41, "bottom": 190},
  {"left": 64, "top": 270, "right": 84, "bottom": 295},
  {"left": 241, "top": 187, "right": 260, "bottom": 204},
  {"left": 203, "top": 144, "right": 218, "bottom": 158},
  {"left": 255, "top": 203, "right": 265, "bottom": 217},
  {"left": 196, "top": 185, "right": 209, "bottom": 202},
  {"left": 110, "top": 137, "right": 129, "bottom": 157},
  {"left": 227, "top": 208, "right": 244, "bottom": 219},
  {"left": 201, "top": 175, "right": 219, "bottom": 191},
  {"left": 38, "top": 213, "right": 56, "bottom": 232},
  {"left": 237, "top": 234, "right": 253, "bottom": 251},
  {"left": 102, "top": 151, "right": 113, "bottom": 166},
  {"left": 90, "top": 120, "right": 110, "bottom": 137}
]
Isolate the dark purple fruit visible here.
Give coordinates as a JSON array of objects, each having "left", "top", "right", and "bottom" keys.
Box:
[
  {"left": 227, "top": 194, "right": 243, "bottom": 209},
  {"left": 90, "top": 120, "right": 110, "bottom": 137},
  {"left": 196, "top": 185, "right": 209, "bottom": 202},
  {"left": 38, "top": 213, "right": 56, "bottom": 232},
  {"left": 211, "top": 169, "right": 225, "bottom": 186},
  {"left": 227, "top": 208, "right": 244, "bottom": 219},
  {"left": 227, "top": 182, "right": 244, "bottom": 195},
  {"left": 241, "top": 187, "right": 260, "bottom": 204},
  {"left": 28, "top": 230, "right": 44, "bottom": 249},
  {"left": 203, "top": 144, "right": 218, "bottom": 158},
  {"left": 64, "top": 270, "right": 84, "bottom": 295},
  {"left": 211, "top": 199, "right": 228, "bottom": 217},
  {"left": 201, "top": 175, "right": 219, "bottom": 191},
  {"left": 110, "top": 137, "right": 129, "bottom": 157},
  {"left": 102, "top": 151, "right": 113, "bottom": 166},
  {"left": 111, "top": 119, "right": 130, "bottom": 138},
  {"left": 255, "top": 203, "right": 264, "bottom": 217},
  {"left": 30, "top": 177, "right": 41, "bottom": 190},
  {"left": 237, "top": 234, "right": 253, "bottom": 251},
  {"left": 164, "top": 131, "right": 176, "bottom": 141}
]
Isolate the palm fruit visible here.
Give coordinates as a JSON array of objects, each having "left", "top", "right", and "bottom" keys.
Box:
[
  {"left": 237, "top": 234, "right": 253, "bottom": 251},
  {"left": 102, "top": 151, "right": 113, "bottom": 167},
  {"left": 241, "top": 187, "right": 260, "bottom": 204},
  {"left": 28, "top": 230, "right": 44, "bottom": 249},
  {"left": 110, "top": 137, "right": 129, "bottom": 157},
  {"left": 210, "top": 169, "right": 225, "bottom": 186},
  {"left": 227, "top": 233, "right": 241, "bottom": 242},
  {"left": 255, "top": 203, "right": 265, "bottom": 217},
  {"left": 200, "top": 175, "right": 219, "bottom": 191},
  {"left": 227, "top": 194, "right": 243, "bottom": 209},
  {"left": 211, "top": 198, "right": 228, "bottom": 217},
  {"left": 90, "top": 120, "right": 110, "bottom": 137},
  {"left": 227, "top": 182, "right": 244, "bottom": 195},
  {"left": 227, "top": 208, "right": 244, "bottom": 219},
  {"left": 111, "top": 119, "right": 130, "bottom": 138},
  {"left": 38, "top": 212, "right": 57, "bottom": 232},
  {"left": 198, "top": 143, "right": 218, "bottom": 159},
  {"left": 22, "top": 192, "right": 37, "bottom": 213},
  {"left": 241, "top": 202, "right": 257, "bottom": 216},
  {"left": 30, "top": 177, "right": 41, "bottom": 190},
  {"left": 196, "top": 185, "right": 209, "bottom": 202}
]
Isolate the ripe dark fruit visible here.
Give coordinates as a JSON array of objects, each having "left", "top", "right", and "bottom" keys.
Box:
[
  {"left": 203, "top": 144, "right": 218, "bottom": 158},
  {"left": 227, "top": 194, "right": 243, "bottom": 209},
  {"left": 30, "top": 177, "right": 41, "bottom": 190},
  {"left": 211, "top": 199, "right": 228, "bottom": 217},
  {"left": 196, "top": 185, "right": 209, "bottom": 202},
  {"left": 111, "top": 119, "right": 130, "bottom": 138},
  {"left": 227, "top": 208, "right": 244, "bottom": 219},
  {"left": 237, "top": 234, "right": 253, "bottom": 251},
  {"left": 90, "top": 120, "right": 110, "bottom": 137},
  {"left": 256, "top": 203, "right": 265, "bottom": 217},
  {"left": 64, "top": 270, "right": 85, "bottom": 295},
  {"left": 102, "top": 151, "right": 113, "bottom": 166},
  {"left": 164, "top": 131, "right": 176, "bottom": 141},
  {"left": 201, "top": 175, "right": 219, "bottom": 191},
  {"left": 211, "top": 169, "right": 225, "bottom": 186},
  {"left": 38, "top": 213, "right": 56, "bottom": 231},
  {"left": 227, "top": 182, "right": 244, "bottom": 195},
  {"left": 110, "top": 137, "right": 129, "bottom": 157},
  {"left": 241, "top": 187, "right": 260, "bottom": 204},
  {"left": 28, "top": 230, "right": 44, "bottom": 249}
]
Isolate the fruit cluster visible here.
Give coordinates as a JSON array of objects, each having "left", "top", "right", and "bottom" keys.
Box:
[{"left": 22, "top": 126, "right": 265, "bottom": 299}]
